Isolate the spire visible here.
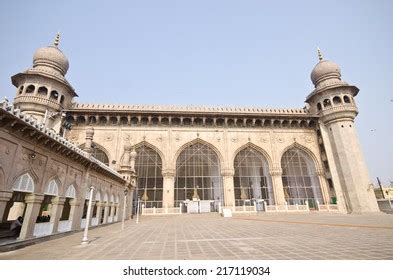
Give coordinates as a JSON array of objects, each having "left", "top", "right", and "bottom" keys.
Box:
[
  {"left": 53, "top": 31, "right": 60, "bottom": 47},
  {"left": 317, "top": 47, "right": 323, "bottom": 61}
]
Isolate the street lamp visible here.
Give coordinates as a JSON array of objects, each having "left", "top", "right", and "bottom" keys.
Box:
[
  {"left": 122, "top": 188, "right": 128, "bottom": 230},
  {"left": 81, "top": 186, "right": 95, "bottom": 245},
  {"left": 136, "top": 195, "right": 140, "bottom": 224}
]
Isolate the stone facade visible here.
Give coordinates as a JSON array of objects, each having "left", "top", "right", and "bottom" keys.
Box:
[{"left": 0, "top": 34, "right": 380, "bottom": 241}]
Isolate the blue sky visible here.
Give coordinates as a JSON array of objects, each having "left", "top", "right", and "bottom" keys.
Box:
[{"left": 0, "top": 0, "right": 392, "bottom": 184}]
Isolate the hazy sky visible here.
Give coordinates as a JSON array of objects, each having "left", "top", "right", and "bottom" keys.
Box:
[{"left": 0, "top": 0, "right": 392, "bottom": 184}]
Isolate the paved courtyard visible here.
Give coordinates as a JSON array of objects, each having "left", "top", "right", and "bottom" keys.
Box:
[{"left": 0, "top": 213, "right": 393, "bottom": 260}]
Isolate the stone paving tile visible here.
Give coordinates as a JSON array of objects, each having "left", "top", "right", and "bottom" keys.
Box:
[{"left": 0, "top": 213, "right": 393, "bottom": 260}]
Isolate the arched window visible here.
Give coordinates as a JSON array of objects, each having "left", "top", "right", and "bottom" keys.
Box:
[
  {"left": 281, "top": 148, "right": 323, "bottom": 208},
  {"left": 12, "top": 173, "right": 35, "bottom": 193},
  {"left": 135, "top": 145, "right": 163, "bottom": 208},
  {"left": 175, "top": 142, "right": 223, "bottom": 208},
  {"left": 65, "top": 184, "right": 76, "bottom": 198},
  {"left": 37, "top": 86, "right": 48, "bottom": 96},
  {"left": 45, "top": 179, "right": 59, "bottom": 196},
  {"left": 343, "top": 95, "right": 351, "bottom": 103},
  {"left": 18, "top": 85, "right": 24, "bottom": 95},
  {"left": 323, "top": 99, "right": 332, "bottom": 108},
  {"left": 332, "top": 96, "right": 342, "bottom": 104},
  {"left": 80, "top": 143, "right": 110, "bottom": 166},
  {"left": 25, "top": 85, "right": 35, "bottom": 94},
  {"left": 50, "top": 90, "right": 59, "bottom": 100},
  {"left": 234, "top": 147, "right": 274, "bottom": 206},
  {"left": 317, "top": 103, "right": 322, "bottom": 111}
]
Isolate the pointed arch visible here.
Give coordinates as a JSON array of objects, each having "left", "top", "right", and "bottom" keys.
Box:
[
  {"left": 65, "top": 184, "right": 77, "bottom": 198},
  {"left": 79, "top": 142, "right": 110, "bottom": 166},
  {"left": 95, "top": 190, "right": 102, "bottom": 201},
  {"left": 174, "top": 139, "right": 223, "bottom": 207},
  {"left": 133, "top": 141, "right": 165, "bottom": 165},
  {"left": 12, "top": 172, "right": 35, "bottom": 193},
  {"left": 173, "top": 138, "right": 224, "bottom": 168},
  {"left": 0, "top": 167, "right": 5, "bottom": 191},
  {"left": 231, "top": 142, "right": 273, "bottom": 170},
  {"left": 45, "top": 178, "right": 60, "bottom": 196},
  {"left": 134, "top": 142, "right": 164, "bottom": 208},
  {"left": 280, "top": 142, "right": 322, "bottom": 171},
  {"left": 280, "top": 144, "right": 323, "bottom": 207},
  {"left": 233, "top": 144, "right": 274, "bottom": 205},
  {"left": 103, "top": 192, "right": 109, "bottom": 202}
]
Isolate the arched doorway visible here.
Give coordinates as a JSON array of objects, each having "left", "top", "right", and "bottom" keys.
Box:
[
  {"left": 281, "top": 148, "right": 323, "bottom": 208},
  {"left": 234, "top": 147, "right": 274, "bottom": 207},
  {"left": 134, "top": 145, "right": 163, "bottom": 208},
  {"left": 175, "top": 142, "right": 223, "bottom": 211}
]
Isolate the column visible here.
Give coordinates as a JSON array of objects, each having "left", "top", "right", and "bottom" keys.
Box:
[
  {"left": 316, "top": 168, "right": 330, "bottom": 205},
  {"left": 88, "top": 201, "right": 96, "bottom": 226},
  {"left": 128, "top": 188, "right": 134, "bottom": 219},
  {"left": 50, "top": 196, "right": 66, "bottom": 234},
  {"left": 95, "top": 202, "right": 104, "bottom": 225},
  {"left": 270, "top": 168, "right": 286, "bottom": 205},
  {"left": 69, "top": 198, "right": 82, "bottom": 230},
  {"left": 221, "top": 169, "right": 235, "bottom": 207},
  {"left": 109, "top": 202, "right": 115, "bottom": 222},
  {"left": 114, "top": 203, "right": 119, "bottom": 221},
  {"left": 162, "top": 169, "right": 175, "bottom": 207},
  {"left": 19, "top": 194, "right": 44, "bottom": 240},
  {"left": 103, "top": 202, "right": 110, "bottom": 224},
  {"left": 0, "top": 191, "right": 13, "bottom": 222}
]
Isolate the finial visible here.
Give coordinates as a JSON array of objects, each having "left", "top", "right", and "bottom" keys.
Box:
[
  {"left": 53, "top": 31, "right": 60, "bottom": 47},
  {"left": 317, "top": 47, "right": 323, "bottom": 61}
]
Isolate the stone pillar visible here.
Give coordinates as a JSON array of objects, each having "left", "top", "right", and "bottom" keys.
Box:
[
  {"left": 88, "top": 201, "right": 96, "bottom": 226},
  {"left": 316, "top": 168, "right": 330, "bottom": 205},
  {"left": 114, "top": 203, "right": 119, "bottom": 221},
  {"left": 69, "top": 198, "right": 82, "bottom": 230},
  {"left": 50, "top": 196, "right": 66, "bottom": 233},
  {"left": 270, "top": 168, "right": 286, "bottom": 205},
  {"left": 128, "top": 189, "right": 134, "bottom": 219},
  {"left": 96, "top": 202, "right": 104, "bottom": 225},
  {"left": 222, "top": 169, "right": 235, "bottom": 207},
  {"left": 103, "top": 202, "right": 110, "bottom": 224},
  {"left": 19, "top": 194, "right": 44, "bottom": 240},
  {"left": 162, "top": 169, "right": 175, "bottom": 207},
  {"left": 109, "top": 202, "right": 115, "bottom": 222},
  {"left": 0, "top": 191, "right": 13, "bottom": 222}
]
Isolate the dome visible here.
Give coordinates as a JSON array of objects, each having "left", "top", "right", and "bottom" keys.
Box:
[
  {"left": 310, "top": 59, "right": 341, "bottom": 86},
  {"left": 32, "top": 33, "right": 69, "bottom": 75},
  {"left": 33, "top": 46, "right": 69, "bottom": 75}
]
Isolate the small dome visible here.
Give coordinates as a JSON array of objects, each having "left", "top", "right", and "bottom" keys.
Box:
[
  {"left": 310, "top": 59, "right": 341, "bottom": 86},
  {"left": 33, "top": 46, "right": 69, "bottom": 75}
]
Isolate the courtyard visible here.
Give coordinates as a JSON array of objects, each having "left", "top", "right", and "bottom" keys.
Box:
[{"left": 0, "top": 212, "right": 392, "bottom": 260}]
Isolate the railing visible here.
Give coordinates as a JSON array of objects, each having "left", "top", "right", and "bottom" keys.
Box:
[
  {"left": 108, "top": 216, "right": 113, "bottom": 223},
  {"left": 58, "top": 220, "right": 72, "bottom": 232},
  {"left": 315, "top": 201, "right": 340, "bottom": 211},
  {"left": 141, "top": 206, "right": 182, "bottom": 215},
  {"left": 264, "top": 201, "right": 310, "bottom": 212},
  {"left": 33, "top": 222, "right": 54, "bottom": 237},
  {"left": 91, "top": 217, "right": 99, "bottom": 226},
  {"left": 232, "top": 205, "right": 257, "bottom": 213}
]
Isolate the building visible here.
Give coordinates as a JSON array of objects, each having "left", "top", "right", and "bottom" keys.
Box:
[{"left": 0, "top": 34, "right": 380, "bottom": 239}]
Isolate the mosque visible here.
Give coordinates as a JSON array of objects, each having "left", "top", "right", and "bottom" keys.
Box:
[{"left": 0, "top": 34, "right": 380, "bottom": 241}]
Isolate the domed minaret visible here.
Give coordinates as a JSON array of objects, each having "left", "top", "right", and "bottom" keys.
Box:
[
  {"left": 306, "top": 49, "right": 379, "bottom": 213},
  {"left": 11, "top": 33, "right": 77, "bottom": 130}
]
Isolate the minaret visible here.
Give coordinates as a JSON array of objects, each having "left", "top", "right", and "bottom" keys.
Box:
[
  {"left": 306, "top": 49, "right": 379, "bottom": 213},
  {"left": 11, "top": 32, "right": 77, "bottom": 130}
]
